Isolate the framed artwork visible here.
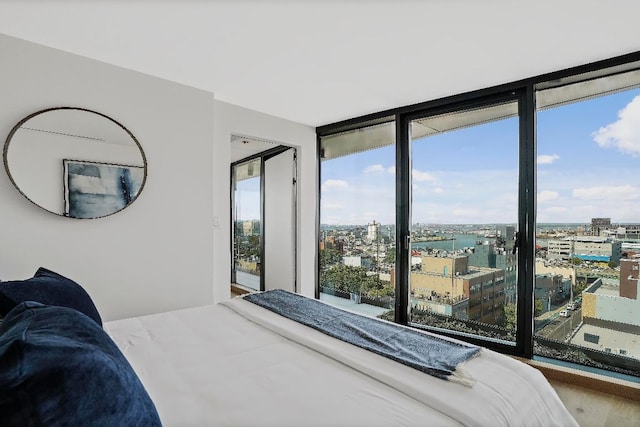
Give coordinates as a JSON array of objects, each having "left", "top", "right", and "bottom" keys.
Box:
[{"left": 63, "top": 159, "right": 145, "bottom": 219}]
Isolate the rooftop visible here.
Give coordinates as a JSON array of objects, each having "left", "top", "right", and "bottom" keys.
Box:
[
  {"left": 571, "top": 323, "right": 640, "bottom": 360},
  {"left": 583, "top": 278, "right": 621, "bottom": 297}
]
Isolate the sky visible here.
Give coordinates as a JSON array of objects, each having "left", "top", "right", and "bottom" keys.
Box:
[{"left": 321, "top": 88, "right": 640, "bottom": 226}]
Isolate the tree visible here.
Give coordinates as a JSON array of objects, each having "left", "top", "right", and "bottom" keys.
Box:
[
  {"left": 534, "top": 299, "right": 544, "bottom": 316},
  {"left": 569, "top": 257, "right": 583, "bottom": 266},
  {"left": 608, "top": 260, "right": 618, "bottom": 269},
  {"left": 246, "top": 235, "right": 261, "bottom": 258},
  {"left": 503, "top": 303, "right": 517, "bottom": 330},
  {"left": 361, "top": 274, "right": 384, "bottom": 294},
  {"left": 321, "top": 264, "right": 373, "bottom": 294},
  {"left": 320, "top": 248, "right": 342, "bottom": 270},
  {"left": 238, "top": 235, "right": 260, "bottom": 259},
  {"left": 384, "top": 247, "right": 396, "bottom": 265},
  {"left": 575, "top": 280, "right": 588, "bottom": 294}
]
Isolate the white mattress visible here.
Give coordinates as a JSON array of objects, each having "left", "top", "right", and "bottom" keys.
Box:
[{"left": 105, "top": 296, "right": 578, "bottom": 427}]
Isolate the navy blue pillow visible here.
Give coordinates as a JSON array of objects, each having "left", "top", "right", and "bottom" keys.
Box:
[
  {"left": 0, "top": 301, "right": 161, "bottom": 427},
  {"left": 0, "top": 267, "right": 102, "bottom": 326}
]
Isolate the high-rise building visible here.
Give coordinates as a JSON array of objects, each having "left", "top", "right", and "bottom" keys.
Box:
[
  {"left": 591, "top": 218, "right": 611, "bottom": 236},
  {"left": 367, "top": 220, "right": 379, "bottom": 242}
]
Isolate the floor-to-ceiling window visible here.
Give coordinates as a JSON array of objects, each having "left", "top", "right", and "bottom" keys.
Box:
[
  {"left": 408, "top": 99, "right": 521, "bottom": 345},
  {"left": 317, "top": 51, "right": 640, "bottom": 380},
  {"left": 534, "top": 65, "right": 640, "bottom": 377},
  {"left": 319, "top": 119, "right": 397, "bottom": 318}
]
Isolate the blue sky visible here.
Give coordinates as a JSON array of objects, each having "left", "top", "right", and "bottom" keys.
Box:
[
  {"left": 321, "top": 88, "right": 640, "bottom": 225},
  {"left": 235, "top": 178, "right": 260, "bottom": 221}
]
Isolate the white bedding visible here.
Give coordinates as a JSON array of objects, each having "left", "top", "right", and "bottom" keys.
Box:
[{"left": 105, "top": 296, "right": 578, "bottom": 427}]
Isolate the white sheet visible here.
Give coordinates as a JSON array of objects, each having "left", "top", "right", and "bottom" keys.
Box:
[{"left": 105, "top": 297, "right": 578, "bottom": 427}]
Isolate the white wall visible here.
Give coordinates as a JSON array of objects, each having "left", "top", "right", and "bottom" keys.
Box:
[
  {"left": 0, "top": 34, "right": 215, "bottom": 321},
  {"left": 0, "top": 34, "right": 319, "bottom": 320},
  {"left": 213, "top": 101, "right": 317, "bottom": 303}
]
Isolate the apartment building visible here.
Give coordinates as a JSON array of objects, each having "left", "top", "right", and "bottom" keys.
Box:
[{"left": 410, "top": 255, "right": 505, "bottom": 324}]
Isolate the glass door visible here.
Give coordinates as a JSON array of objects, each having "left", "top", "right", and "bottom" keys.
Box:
[{"left": 408, "top": 98, "right": 521, "bottom": 345}]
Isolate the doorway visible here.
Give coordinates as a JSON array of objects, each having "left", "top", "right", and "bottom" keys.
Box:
[{"left": 231, "top": 137, "right": 297, "bottom": 293}]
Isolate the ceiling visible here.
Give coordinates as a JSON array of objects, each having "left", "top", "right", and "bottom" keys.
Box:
[{"left": 1, "top": 1, "right": 639, "bottom": 128}]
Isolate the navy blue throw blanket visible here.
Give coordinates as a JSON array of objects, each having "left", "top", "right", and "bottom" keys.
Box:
[{"left": 244, "top": 289, "right": 480, "bottom": 381}]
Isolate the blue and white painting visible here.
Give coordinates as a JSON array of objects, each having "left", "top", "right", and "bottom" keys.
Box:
[{"left": 63, "top": 159, "right": 144, "bottom": 218}]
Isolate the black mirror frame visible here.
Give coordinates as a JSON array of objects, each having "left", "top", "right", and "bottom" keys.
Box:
[{"left": 3, "top": 106, "right": 147, "bottom": 219}]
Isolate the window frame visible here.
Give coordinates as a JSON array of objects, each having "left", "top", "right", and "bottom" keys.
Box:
[
  {"left": 401, "top": 90, "right": 532, "bottom": 357},
  {"left": 316, "top": 49, "right": 640, "bottom": 373}
]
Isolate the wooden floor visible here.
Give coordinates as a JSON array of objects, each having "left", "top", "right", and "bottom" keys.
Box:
[
  {"left": 550, "top": 381, "right": 640, "bottom": 427},
  {"left": 230, "top": 287, "right": 248, "bottom": 298}
]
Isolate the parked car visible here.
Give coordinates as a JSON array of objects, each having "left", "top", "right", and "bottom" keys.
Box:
[
  {"left": 567, "top": 302, "right": 576, "bottom": 311},
  {"left": 559, "top": 309, "right": 570, "bottom": 317}
]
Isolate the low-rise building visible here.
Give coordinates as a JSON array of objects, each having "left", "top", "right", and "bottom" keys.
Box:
[
  {"left": 547, "top": 236, "right": 621, "bottom": 263},
  {"left": 408, "top": 255, "right": 505, "bottom": 324},
  {"left": 570, "top": 261, "right": 640, "bottom": 359},
  {"left": 468, "top": 240, "right": 517, "bottom": 304},
  {"left": 534, "top": 273, "right": 571, "bottom": 314}
]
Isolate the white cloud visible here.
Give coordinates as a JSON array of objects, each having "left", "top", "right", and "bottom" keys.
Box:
[
  {"left": 592, "top": 95, "right": 640, "bottom": 157},
  {"left": 412, "top": 169, "right": 437, "bottom": 182},
  {"left": 387, "top": 166, "right": 395, "bottom": 175},
  {"left": 572, "top": 185, "right": 639, "bottom": 201},
  {"left": 537, "top": 154, "right": 559, "bottom": 164},
  {"left": 413, "top": 184, "right": 444, "bottom": 196},
  {"left": 363, "top": 164, "right": 385, "bottom": 174},
  {"left": 321, "top": 179, "right": 348, "bottom": 191},
  {"left": 538, "top": 190, "right": 559, "bottom": 203},
  {"left": 322, "top": 202, "right": 343, "bottom": 210}
]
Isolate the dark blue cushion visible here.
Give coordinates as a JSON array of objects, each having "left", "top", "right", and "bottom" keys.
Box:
[
  {"left": 0, "top": 301, "right": 161, "bottom": 427},
  {"left": 0, "top": 267, "right": 102, "bottom": 326}
]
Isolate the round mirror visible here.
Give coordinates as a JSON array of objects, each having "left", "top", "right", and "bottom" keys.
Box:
[{"left": 3, "top": 107, "right": 147, "bottom": 219}]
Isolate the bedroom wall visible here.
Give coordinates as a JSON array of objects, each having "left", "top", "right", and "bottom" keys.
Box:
[
  {"left": 0, "top": 33, "right": 215, "bottom": 321},
  {"left": 213, "top": 101, "right": 317, "bottom": 303}
]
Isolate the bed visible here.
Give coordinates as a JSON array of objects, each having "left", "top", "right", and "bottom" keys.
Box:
[{"left": 1, "top": 268, "right": 578, "bottom": 426}]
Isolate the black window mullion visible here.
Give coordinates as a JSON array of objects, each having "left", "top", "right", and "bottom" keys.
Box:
[
  {"left": 516, "top": 84, "right": 536, "bottom": 358},
  {"left": 259, "top": 156, "right": 266, "bottom": 292},
  {"left": 395, "top": 115, "right": 410, "bottom": 325}
]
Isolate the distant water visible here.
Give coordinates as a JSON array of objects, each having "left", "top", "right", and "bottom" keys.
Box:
[{"left": 412, "top": 234, "right": 487, "bottom": 252}]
